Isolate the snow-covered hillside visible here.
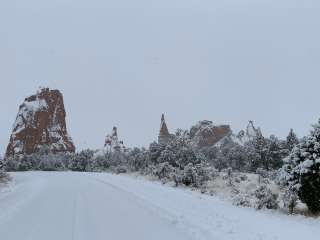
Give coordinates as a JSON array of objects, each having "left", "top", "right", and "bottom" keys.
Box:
[{"left": 0, "top": 172, "right": 319, "bottom": 240}]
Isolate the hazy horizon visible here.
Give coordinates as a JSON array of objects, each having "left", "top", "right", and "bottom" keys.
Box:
[{"left": 1, "top": 0, "right": 320, "bottom": 155}]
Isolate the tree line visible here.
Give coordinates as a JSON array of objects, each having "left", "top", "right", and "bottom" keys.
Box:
[{"left": 1, "top": 121, "right": 320, "bottom": 214}]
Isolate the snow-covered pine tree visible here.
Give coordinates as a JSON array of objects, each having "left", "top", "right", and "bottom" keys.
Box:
[
  {"left": 149, "top": 142, "right": 165, "bottom": 164},
  {"left": 265, "top": 135, "right": 286, "bottom": 170},
  {"left": 286, "top": 128, "right": 299, "bottom": 152},
  {"left": 246, "top": 129, "right": 267, "bottom": 171},
  {"left": 216, "top": 141, "right": 249, "bottom": 171},
  {"left": 282, "top": 119, "right": 320, "bottom": 213},
  {"left": 158, "top": 130, "right": 199, "bottom": 169}
]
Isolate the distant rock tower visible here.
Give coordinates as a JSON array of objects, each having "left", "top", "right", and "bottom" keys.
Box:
[
  {"left": 158, "top": 114, "right": 174, "bottom": 145},
  {"left": 104, "top": 126, "right": 125, "bottom": 152}
]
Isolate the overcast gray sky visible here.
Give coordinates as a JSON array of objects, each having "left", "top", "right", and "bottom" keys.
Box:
[{"left": 1, "top": 0, "right": 320, "bottom": 154}]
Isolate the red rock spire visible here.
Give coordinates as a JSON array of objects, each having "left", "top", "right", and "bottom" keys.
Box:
[
  {"left": 159, "top": 114, "right": 169, "bottom": 136},
  {"left": 6, "top": 88, "right": 75, "bottom": 157}
]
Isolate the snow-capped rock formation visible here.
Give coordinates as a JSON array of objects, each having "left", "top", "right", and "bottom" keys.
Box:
[
  {"left": 5, "top": 88, "right": 75, "bottom": 157},
  {"left": 95, "top": 127, "right": 126, "bottom": 156},
  {"left": 189, "top": 120, "right": 232, "bottom": 148},
  {"left": 104, "top": 126, "right": 126, "bottom": 152},
  {"left": 232, "top": 120, "right": 261, "bottom": 145}
]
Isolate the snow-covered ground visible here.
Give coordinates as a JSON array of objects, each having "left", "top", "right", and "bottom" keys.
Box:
[{"left": 0, "top": 172, "right": 319, "bottom": 240}]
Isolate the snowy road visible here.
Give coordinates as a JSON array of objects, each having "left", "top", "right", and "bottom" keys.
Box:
[
  {"left": 0, "top": 172, "right": 189, "bottom": 240},
  {"left": 0, "top": 172, "right": 320, "bottom": 240}
]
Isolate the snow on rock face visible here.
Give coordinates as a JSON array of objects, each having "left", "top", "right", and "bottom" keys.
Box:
[
  {"left": 190, "top": 120, "right": 232, "bottom": 148},
  {"left": 5, "top": 88, "right": 75, "bottom": 157},
  {"left": 204, "top": 121, "right": 261, "bottom": 146}
]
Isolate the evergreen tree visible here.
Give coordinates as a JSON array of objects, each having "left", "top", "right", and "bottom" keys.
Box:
[
  {"left": 224, "top": 143, "right": 249, "bottom": 171},
  {"left": 246, "top": 129, "right": 267, "bottom": 171},
  {"left": 149, "top": 142, "right": 165, "bottom": 164},
  {"left": 286, "top": 128, "right": 299, "bottom": 152},
  {"left": 265, "top": 135, "right": 286, "bottom": 170},
  {"left": 157, "top": 131, "right": 199, "bottom": 168},
  {"left": 282, "top": 119, "right": 320, "bottom": 213}
]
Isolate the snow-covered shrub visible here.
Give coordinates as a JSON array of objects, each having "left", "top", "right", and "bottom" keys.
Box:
[
  {"left": 211, "top": 153, "right": 229, "bottom": 171},
  {"left": 172, "top": 170, "right": 183, "bottom": 187},
  {"left": 267, "top": 170, "right": 279, "bottom": 181},
  {"left": 89, "top": 150, "right": 128, "bottom": 172},
  {"left": 38, "top": 154, "right": 62, "bottom": 171},
  {"left": 239, "top": 174, "right": 248, "bottom": 181},
  {"left": 4, "top": 155, "right": 20, "bottom": 171},
  {"left": 0, "top": 157, "right": 10, "bottom": 183},
  {"left": 256, "top": 168, "right": 269, "bottom": 178},
  {"left": 127, "top": 148, "right": 149, "bottom": 172},
  {"left": 194, "top": 163, "right": 211, "bottom": 186},
  {"left": 55, "top": 153, "right": 72, "bottom": 169},
  {"left": 4, "top": 150, "right": 75, "bottom": 171},
  {"left": 282, "top": 188, "right": 298, "bottom": 214},
  {"left": 254, "top": 185, "right": 279, "bottom": 210},
  {"left": 115, "top": 166, "right": 128, "bottom": 174},
  {"left": 221, "top": 168, "right": 234, "bottom": 186},
  {"left": 91, "top": 153, "right": 112, "bottom": 171},
  {"left": 171, "top": 163, "right": 212, "bottom": 187},
  {"left": 233, "top": 194, "right": 253, "bottom": 208},
  {"left": 17, "top": 155, "right": 33, "bottom": 171},
  {"left": 281, "top": 119, "right": 320, "bottom": 213},
  {"left": 70, "top": 149, "right": 94, "bottom": 171},
  {"left": 234, "top": 177, "right": 241, "bottom": 183},
  {"left": 149, "top": 142, "right": 165, "bottom": 164},
  {"left": 37, "top": 153, "right": 73, "bottom": 171},
  {"left": 182, "top": 163, "right": 197, "bottom": 186},
  {"left": 200, "top": 145, "right": 219, "bottom": 165},
  {"left": 158, "top": 132, "right": 200, "bottom": 169},
  {"left": 153, "top": 162, "right": 175, "bottom": 181},
  {"left": 157, "top": 149, "right": 177, "bottom": 167},
  {"left": 0, "top": 170, "right": 10, "bottom": 183}
]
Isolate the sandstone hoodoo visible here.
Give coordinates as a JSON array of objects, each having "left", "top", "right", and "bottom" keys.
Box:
[
  {"left": 234, "top": 120, "right": 261, "bottom": 145},
  {"left": 6, "top": 88, "right": 75, "bottom": 157},
  {"left": 104, "top": 126, "right": 126, "bottom": 152},
  {"left": 158, "top": 114, "right": 174, "bottom": 145}
]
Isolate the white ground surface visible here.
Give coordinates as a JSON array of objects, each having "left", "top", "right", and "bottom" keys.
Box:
[{"left": 0, "top": 172, "right": 319, "bottom": 240}]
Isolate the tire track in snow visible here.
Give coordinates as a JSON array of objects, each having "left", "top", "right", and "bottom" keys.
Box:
[
  {"left": 86, "top": 175, "right": 210, "bottom": 240},
  {"left": 71, "top": 194, "right": 77, "bottom": 240}
]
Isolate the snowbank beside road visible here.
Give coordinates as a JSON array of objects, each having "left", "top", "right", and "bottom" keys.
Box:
[{"left": 91, "top": 172, "right": 320, "bottom": 240}]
